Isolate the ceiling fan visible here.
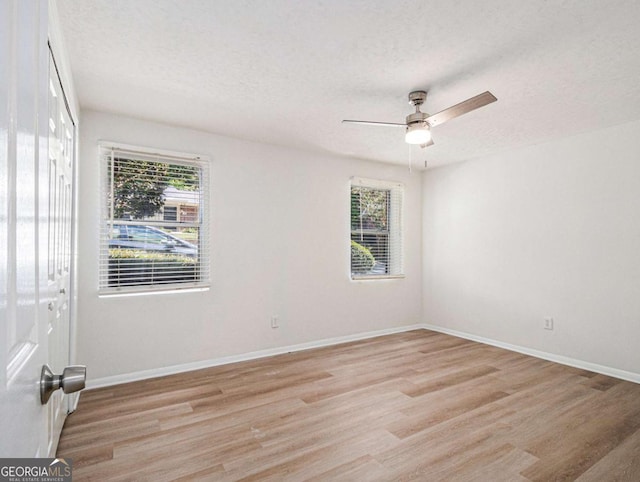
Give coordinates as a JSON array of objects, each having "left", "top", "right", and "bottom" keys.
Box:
[{"left": 342, "top": 90, "right": 497, "bottom": 148}]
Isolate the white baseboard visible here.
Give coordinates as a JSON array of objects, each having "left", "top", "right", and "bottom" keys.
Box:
[
  {"left": 88, "top": 322, "right": 639, "bottom": 390},
  {"left": 87, "top": 324, "right": 425, "bottom": 389},
  {"left": 420, "top": 323, "right": 640, "bottom": 384}
]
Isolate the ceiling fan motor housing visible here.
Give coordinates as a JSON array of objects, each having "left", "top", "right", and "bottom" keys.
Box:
[{"left": 406, "top": 111, "right": 429, "bottom": 125}]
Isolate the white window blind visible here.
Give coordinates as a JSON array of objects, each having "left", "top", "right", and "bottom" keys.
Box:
[
  {"left": 99, "top": 144, "right": 210, "bottom": 293},
  {"left": 350, "top": 178, "right": 404, "bottom": 279}
]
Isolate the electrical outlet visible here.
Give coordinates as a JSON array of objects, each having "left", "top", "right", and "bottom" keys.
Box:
[
  {"left": 270, "top": 316, "right": 279, "bottom": 329},
  {"left": 544, "top": 317, "right": 554, "bottom": 330}
]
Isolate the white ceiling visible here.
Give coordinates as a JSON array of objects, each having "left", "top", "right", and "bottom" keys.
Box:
[{"left": 57, "top": 0, "right": 640, "bottom": 169}]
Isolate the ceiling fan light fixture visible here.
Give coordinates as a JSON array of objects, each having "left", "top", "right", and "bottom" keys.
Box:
[{"left": 405, "top": 123, "right": 431, "bottom": 145}]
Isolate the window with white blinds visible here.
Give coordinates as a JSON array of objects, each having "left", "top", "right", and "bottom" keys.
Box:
[
  {"left": 350, "top": 178, "right": 404, "bottom": 279},
  {"left": 99, "top": 143, "right": 210, "bottom": 293}
]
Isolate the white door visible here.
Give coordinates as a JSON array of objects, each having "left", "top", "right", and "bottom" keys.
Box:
[
  {"left": 0, "top": 0, "right": 74, "bottom": 458},
  {"left": 46, "top": 47, "right": 75, "bottom": 455}
]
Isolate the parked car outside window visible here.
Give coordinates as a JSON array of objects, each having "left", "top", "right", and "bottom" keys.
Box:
[{"left": 108, "top": 224, "right": 197, "bottom": 257}]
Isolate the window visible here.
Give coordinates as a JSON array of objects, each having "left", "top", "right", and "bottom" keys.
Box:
[
  {"left": 163, "top": 206, "right": 177, "bottom": 222},
  {"left": 350, "top": 178, "right": 404, "bottom": 279},
  {"left": 99, "top": 144, "right": 210, "bottom": 293}
]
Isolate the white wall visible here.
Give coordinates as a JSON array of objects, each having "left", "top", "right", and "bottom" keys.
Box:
[
  {"left": 77, "top": 111, "right": 423, "bottom": 382},
  {"left": 423, "top": 119, "right": 640, "bottom": 375}
]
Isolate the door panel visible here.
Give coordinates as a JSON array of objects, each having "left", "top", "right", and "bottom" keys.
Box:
[
  {"left": 0, "top": 0, "right": 50, "bottom": 457},
  {"left": 46, "top": 57, "right": 74, "bottom": 454},
  {"left": 1, "top": 0, "right": 77, "bottom": 457}
]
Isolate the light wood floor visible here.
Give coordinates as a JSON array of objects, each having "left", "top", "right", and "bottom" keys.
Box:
[{"left": 57, "top": 330, "right": 640, "bottom": 481}]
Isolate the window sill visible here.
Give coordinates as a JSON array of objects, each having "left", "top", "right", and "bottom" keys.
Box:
[
  {"left": 350, "top": 274, "right": 405, "bottom": 281},
  {"left": 99, "top": 284, "right": 210, "bottom": 298}
]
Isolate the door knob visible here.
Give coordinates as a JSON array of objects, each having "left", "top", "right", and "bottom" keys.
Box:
[{"left": 40, "top": 364, "right": 87, "bottom": 404}]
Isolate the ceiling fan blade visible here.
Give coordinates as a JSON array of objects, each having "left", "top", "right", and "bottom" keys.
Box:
[
  {"left": 425, "top": 91, "right": 497, "bottom": 127},
  {"left": 420, "top": 138, "right": 435, "bottom": 148},
  {"left": 342, "top": 120, "right": 406, "bottom": 127}
]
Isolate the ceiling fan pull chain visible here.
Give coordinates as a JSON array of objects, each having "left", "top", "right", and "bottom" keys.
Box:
[{"left": 409, "top": 144, "right": 413, "bottom": 173}]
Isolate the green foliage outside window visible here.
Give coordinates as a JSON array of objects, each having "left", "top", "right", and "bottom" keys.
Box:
[
  {"left": 351, "top": 186, "right": 389, "bottom": 231},
  {"left": 108, "top": 158, "right": 200, "bottom": 220},
  {"left": 350, "top": 240, "right": 375, "bottom": 272}
]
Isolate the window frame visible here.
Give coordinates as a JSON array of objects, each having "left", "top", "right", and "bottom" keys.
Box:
[
  {"left": 98, "top": 142, "right": 210, "bottom": 295},
  {"left": 350, "top": 177, "right": 404, "bottom": 281}
]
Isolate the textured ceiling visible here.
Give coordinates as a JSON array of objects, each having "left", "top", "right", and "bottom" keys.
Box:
[{"left": 57, "top": 0, "right": 640, "bottom": 169}]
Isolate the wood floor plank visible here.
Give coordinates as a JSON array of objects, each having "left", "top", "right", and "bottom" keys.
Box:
[
  {"left": 56, "top": 418, "right": 161, "bottom": 452},
  {"left": 520, "top": 383, "right": 640, "bottom": 480},
  {"left": 576, "top": 427, "right": 640, "bottom": 481},
  {"left": 373, "top": 401, "right": 516, "bottom": 470},
  {"left": 461, "top": 446, "right": 538, "bottom": 482},
  {"left": 387, "top": 388, "right": 510, "bottom": 439},
  {"left": 60, "top": 402, "right": 193, "bottom": 441},
  {"left": 232, "top": 429, "right": 399, "bottom": 481},
  {"left": 159, "top": 396, "right": 306, "bottom": 432},
  {"left": 583, "top": 373, "right": 622, "bottom": 391},
  {"left": 401, "top": 364, "right": 499, "bottom": 397},
  {"left": 406, "top": 442, "right": 516, "bottom": 481},
  {"left": 60, "top": 444, "right": 114, "bottom": 470},
  {"left": 57, "top": 330, "right": 640, "bottom": 481},
  {"left": 305, "top": 455, "right": 391, "bottom": 481},
  {"left": 66, "top": 385, "right": 218, "bottom": 425}
]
